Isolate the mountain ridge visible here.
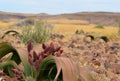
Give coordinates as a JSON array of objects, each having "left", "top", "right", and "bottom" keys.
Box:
[{"left": 0, "top": 11, "right": 120, "bottom": 26}]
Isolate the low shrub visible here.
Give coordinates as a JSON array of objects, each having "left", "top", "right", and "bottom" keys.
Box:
[
  {"left": 2, "top": 20, "right": 52, "bottom": 44},
  {"left": 13, "top": 18, "right": 34, "bottom": 27},
  {"left": 21, "top": 21, "right": 52, "bottom": 44},
  {"left": 75, "top": 30, "right": 84, "bottom": 34},
  {"left": 94, "top": 25, "right": 104, "bottom": 29}
]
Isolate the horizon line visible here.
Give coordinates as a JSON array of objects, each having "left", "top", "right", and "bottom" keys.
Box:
[{"left": 1, "top": 10, "right": 120, "bottom": 15}]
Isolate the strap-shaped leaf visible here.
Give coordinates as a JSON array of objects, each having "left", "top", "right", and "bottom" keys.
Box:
[
  {"left": 0, "top": 60, "right": 19, "bottom": 77},
  {"left": 1, "top": 30, "right": 20, "bottom": 39},
  {"left": 0, "top": 42, "right": 21, "bottom": 64},
  {"left": 16, "top": 48, "right": 37, "bottom": 80},
  {"left": 38, "top": 56, "right": 78, "bottom": 81},
  {"left": 37, "top": 56, "right": 57, "bottom": 81},
  {"left": 0, "top": 42, "right": 21, "bottom": 76},
  {"left": 37, "top": 56, "right": 94, "bottom": 81}
]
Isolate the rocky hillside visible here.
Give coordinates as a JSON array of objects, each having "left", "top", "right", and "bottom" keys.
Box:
[
  {"left": 0, "top": 11, "right": 120, "bottom": 26},
  {"left": 51, "top": 12, "right": 120, "bottom": 26}
]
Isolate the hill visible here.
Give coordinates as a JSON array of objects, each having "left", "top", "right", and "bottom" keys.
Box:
[{"left": 0, "top": 11, "right": 120, "bottom": 26}]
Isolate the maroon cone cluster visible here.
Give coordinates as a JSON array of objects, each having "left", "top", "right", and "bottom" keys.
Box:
[{"left": 27, "top": 42, "right": 63, "bottom": 71}]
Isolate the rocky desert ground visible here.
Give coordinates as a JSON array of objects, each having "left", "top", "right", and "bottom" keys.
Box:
[{"left": 0, "top": 12, "right": 120, "bottom": 81}]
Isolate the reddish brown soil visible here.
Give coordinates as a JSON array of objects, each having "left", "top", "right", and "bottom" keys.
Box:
[{"left": 1, "top": 33, "right": 120, "bottom": 81}]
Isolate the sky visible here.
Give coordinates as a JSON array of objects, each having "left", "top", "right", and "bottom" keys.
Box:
[{"left": 0, "top": 0, "right": 120, "bottom": 14}]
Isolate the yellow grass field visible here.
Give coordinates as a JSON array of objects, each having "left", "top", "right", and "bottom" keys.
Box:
[
  {"left": 46, "top": 19, "right": 119, "bottom": 40},
  {"left": 46, "top": 19, "right": 89, "bottom": 25},
  {"left": 53, "top": 24, "right": 117, "bottom": 34},
  {"left": 0, "top": 21, "right": 14, "bottom": 27},
  {"left": 0, "top": 19, "right": 119, "bottom": 41}
]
